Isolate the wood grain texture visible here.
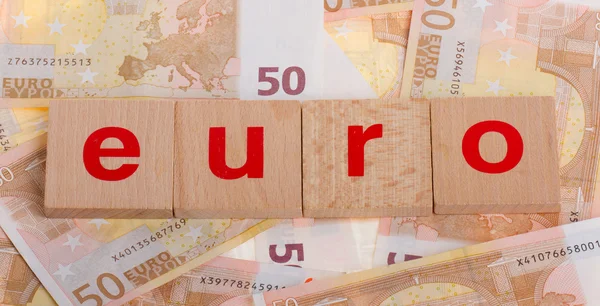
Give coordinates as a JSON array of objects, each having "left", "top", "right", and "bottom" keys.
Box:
[
  {"left": 431, "top": 96, "right": 561, "bottom": 214},
  {"left": 302, "top": 99, "right": 432, "bottom": 217},
  {"left": 44, "top": 99, "right": 175, "bottom": 218},
  {"left": 174, "top": 100, "right": 302, "bottom": 218}
]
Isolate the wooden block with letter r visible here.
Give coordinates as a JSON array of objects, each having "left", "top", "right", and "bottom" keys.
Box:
[
  {"left": 44, "top": 99, "right": 175, "bottom": 218},
  {"left": 174, "top": 99, "right": 302, "bottom": 218},
  {"left": 431, "top": 96, "right": 560, "bottom": 214},
  {"left": 302, "top": 99, "right": 432, "bottom": 217}
]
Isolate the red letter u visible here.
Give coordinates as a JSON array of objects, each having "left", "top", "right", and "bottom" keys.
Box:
[{"left": 208, "top": 127, "right": 264, "bottom": 180}]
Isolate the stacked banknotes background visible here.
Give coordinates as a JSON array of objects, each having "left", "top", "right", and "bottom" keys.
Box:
[{"left": 0, "top": 0, "right": 599, "bottom": 305}]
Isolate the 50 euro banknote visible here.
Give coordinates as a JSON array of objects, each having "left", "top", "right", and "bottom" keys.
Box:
[
  {"left": 374, "top": 0, "right": 600, "bottom": 266},
  {"left": 400, "top": 0, "right": 600, "bottom": 214},
  {"left": 0, "top": 235, "right": 341, "bottom": 306},
  {"left": 0, "top": 0, "right": 415, "bottom": 107},
  {"left": 245, "top": 217, "right": 600, "bottom": 305},
  {"left": 0, "top": 135, "right": 278, "bottom": 305},
  {"left": 0, "top": 0, "right": 324, "bottom": 106}
]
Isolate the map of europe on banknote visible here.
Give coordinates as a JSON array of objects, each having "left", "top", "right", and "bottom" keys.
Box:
[
  {"left": 371, "top": 0, "right": 600, "bottom": 266},
  {"left": 0, "top": 135, "right": 278, "bottom": 305},
  {"left": 0, "top": 0, "right": 318, "bottom": 104},
  {"left": 0, "top": 0, "right": 243, "bottom": 105}
]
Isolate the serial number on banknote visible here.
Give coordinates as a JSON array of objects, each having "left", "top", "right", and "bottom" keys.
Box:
[
  {"left": 517, "top": 240, "right": 600, "bottom": 266},
  {"left": 0, "top": 124, "right": 12, "bottom": 152},
  {"left": 111, "top": 218, "right": 187, "bottom": 262},
  {"left": 199, "top": 276, "right": 286, "bottom": 292},
  {"left": 6, "top": 57, "right": 92, "bottom": 67},
  {"left": 450, "top": 41, "right": 466, "bottom": 95}
]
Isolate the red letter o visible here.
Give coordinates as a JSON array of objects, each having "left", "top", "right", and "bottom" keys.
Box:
[{"left": 462, "top": 120, "right": 523, "bottom": 174}]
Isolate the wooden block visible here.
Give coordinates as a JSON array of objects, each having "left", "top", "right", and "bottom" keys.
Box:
[
  {"left": 174, "top": 100, "right": 302, "bottom": 218},
  {"left": 45, "top": 99, "right": 175, "bottom": 218},
  {"left": 302, "top": 99, "right": 432, "bottom": 217},
  {"left": 431, "top": 96, "right": 560, "bottom": 214}
]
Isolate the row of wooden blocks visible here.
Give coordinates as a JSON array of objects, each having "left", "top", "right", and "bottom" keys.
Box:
[{"left": 44, "top": 97, "right": 561, "bottom": 219}]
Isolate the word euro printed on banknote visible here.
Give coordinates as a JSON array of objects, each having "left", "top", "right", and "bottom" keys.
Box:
[
  {"left": 246, "top": 217, "right": 600, "bottom": 305},
  {"left": 0, "top": 135, "right": 277, "bottom": 305}
]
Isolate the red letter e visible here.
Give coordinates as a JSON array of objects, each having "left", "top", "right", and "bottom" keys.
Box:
[{"left": 83, "top": 127, "right": 140, "bottom": 181}]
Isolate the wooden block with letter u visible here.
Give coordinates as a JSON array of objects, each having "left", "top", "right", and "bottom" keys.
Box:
[
  {"left": 431, "top": 96, "right": 560, "bottom": 214},
  {"left": 174, "top": 100, "right": 302, "bottom": 218},
  {"left": 302, "top": 99, "right": 432, "bottom": 217},
  {"left": 45, "top": 99, "right": 175, "bottom": 218}
]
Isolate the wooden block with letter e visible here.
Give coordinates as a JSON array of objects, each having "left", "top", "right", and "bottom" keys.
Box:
[
  {"left": 44, "top": 99, "right": 175, "bottom": 218},
  {"left": 302, "top": 99, "right": 432, "bottom": 217},
  {"left": 174, "top": 100, "right": 302, "bottom": 218},
  {"left": 431, "top": 96, "right": 560, "bottom": 214}
]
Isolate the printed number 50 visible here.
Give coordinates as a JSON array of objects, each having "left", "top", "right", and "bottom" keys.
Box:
[
  {"left": 72, "top": 273, "right": 125, "bottom": 306},
  {"left": 258, "top": 67, "right": 306, "bottom": 96}
]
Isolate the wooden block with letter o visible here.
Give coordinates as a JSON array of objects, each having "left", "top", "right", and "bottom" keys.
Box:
[
  {"left": 302, "top": 99, "right": 432, "bottom": 217},
  {"left": 174, "top": 100, "right": 302, "bottom": 218},
  {"left": 431, "top": 96, "right": 560, "bottom": 214},
  {"left": 45, "top": 99, "right": 175, "bottom": 218}
]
